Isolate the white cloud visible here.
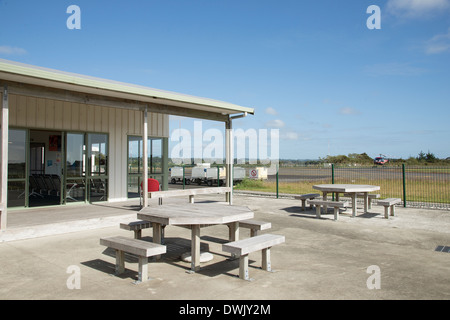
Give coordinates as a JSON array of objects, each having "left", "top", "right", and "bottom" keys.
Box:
[
  {"left": 0, "top": 45, "right": 27, "bottom": 55},
  {"left": 386, "top": 0, "right": 450, "bottom": 18},
  {"left": 265, "top": 119, "right": 285, "bottom": 128},
  {"left": 364, "top": 62, "right": 427, "bottom": 76},
  {"left": 425, "top": 28, "right": 450, "bottom": 54},
  {"left": 281, "top": 131, "right": 299, "bottom": 140},
  {"left": 339, "top": 107, "right": 361, "bottom": 115},
  {"left": 265, "top": 107, "right": 278, "bottom": 115}
]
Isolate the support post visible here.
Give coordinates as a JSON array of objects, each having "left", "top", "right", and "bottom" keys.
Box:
[
  {"left": 161, "top": 137, "right": 169, "bottom": 191},
  {"left": 152, "top": 222, "right": 162, "bottom": 259},
  {"left": 115, "top": 250, "right": 125, "bottom": 275},
  {"left": 225, "top": 118, "right": 233, "bottom": 205},
  {"left": 262, "top": 248, "right": 271, "bottom": 271},
  {"left": 191, "top": 225, "right": 201, "bottom": 272},
  {"left": 142, "top": 106, "right": 148, "bottom": 207},
  {"left": 1, "top": 85, "right": 8, "bottom": 230},
  {"left": 239, "top": 254, "right": 249, "bottom": 280}
]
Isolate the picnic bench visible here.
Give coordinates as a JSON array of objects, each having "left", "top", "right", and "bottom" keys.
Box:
[
  {"left": 148, "top": 187, "right": 231, "bottom": 204},
  {"left": 100, "top": 236, "right": 166, "bottom": 284},
  {"left": 120, "top": 221, "right": 152, "bottom": 239},
  {"left": 222, "top": 234, "right": 285, "bottom": 280},
  {"left": 294, "top": 193, "right": 321, "bottom": 211},
  {"left": 378, "top": 198, "right": 401, "bottom": 219},
  {"left": 307, "top": 199, "right": 350, "bottom": 220},
  {"left": 237, "top": 219, "right": 271, "bottom": 237}
]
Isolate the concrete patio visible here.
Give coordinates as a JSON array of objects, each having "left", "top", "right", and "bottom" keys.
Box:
[{"left": 0, "top": 193, "right": 449, "bottom": 300}]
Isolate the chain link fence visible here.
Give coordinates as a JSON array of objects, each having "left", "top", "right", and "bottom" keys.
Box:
[
  {"left": 167, "top": 164, "right": 450, "bottom": 210},
  {"left": 235, "top": 164, "right": 450, "bottom": 210}
]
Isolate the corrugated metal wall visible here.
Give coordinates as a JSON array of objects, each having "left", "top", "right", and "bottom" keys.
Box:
[{"left": 8, "top": 94, "right": 169, "bottom": 201}]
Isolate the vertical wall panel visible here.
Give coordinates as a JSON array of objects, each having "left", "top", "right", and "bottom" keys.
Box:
[
  {"left": 36, "top": 97, "right": 46, "bottom": 128},
  {"left": 120, "top": 109, "right": 128, "bottom": 198},
  {"left": 26, "top": 97, "right": 36, "bottom": 128},
  {"left": 108, "top": 107, "right": 117, "bottom": 199},
  {"left": 134, "top": 110, "right": 141, "bottom": 135},
  {"left": 151, "top": 112, "right": 158, "bottom": 136},
  {"left": 8, "top": 94, "right": 16, "bottom": 126},
  {"left": 16, "top": 96, "right": 27, "bottom": 127},
  {"left": 54, "top": 100, "right": 63, "bottom": 129},
  {"left": 45, "top": 98, "right": 55, "bottom": 129},
  {"left": 163, "top": 114, "right": 169, "bottom": 138},
  {"left": 86, "top": 105, "right": 94, "bottom": 132},
  {"left": 128, "top": 109, "right": 135, "bottom": 135},
  {"left": 70, "top": 102, "right": 78, "bottom": 130},
  {"left": 101, "top": 106, "right": 109, "bottom": 133},
  {"left": 79, "top": 103, "right": 87, "bottom": 131}
]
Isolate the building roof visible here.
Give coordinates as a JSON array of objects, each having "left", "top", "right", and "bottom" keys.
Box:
[{"left": 0, "top": 59, "right": 254, "bottom": 120}]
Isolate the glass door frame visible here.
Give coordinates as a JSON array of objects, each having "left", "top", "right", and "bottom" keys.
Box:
[
  {"left": 86, "top": 133, "right": 108, "bottom": 203},
  {"left": 8, "top": 128, "right": 66, "bottom": 208},
  {"left": 64, "top": 131, "right": 109, "bottom": 204},
  {"left": 64, "top": 132, "right": 87, "bottom": 204},
  {"left": 127, "top": 135, "right": 168, "bottom": 198},
  {"left": 7, "top": 127, "right": 28, "bottom": 208}
]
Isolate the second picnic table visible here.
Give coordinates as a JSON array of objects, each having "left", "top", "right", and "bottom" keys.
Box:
[
  {"left": 313, "top": 184, "right": 380, "bottom": 217},
  {"left": 137, "top": 202, "right": 254, "bottom": 272}
]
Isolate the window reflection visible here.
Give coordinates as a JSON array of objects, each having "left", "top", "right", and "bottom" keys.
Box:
[{"left": 8, "top": 129, "right": 26, "bottom": 179}]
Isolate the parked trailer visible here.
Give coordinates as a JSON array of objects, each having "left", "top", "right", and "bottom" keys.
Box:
[
  {"left": 169, "top": 167, "right": 191, "bottom": 185},
  {"left": 192, "top": 166, "right": 246, "bottom": 186},
  {"left": 191, "top": 165, "right": 209, "bottom": 185},
  {"left": 205, "top": 167, "right": 226, "bottom": 186},
  {"left": 232, "top": 167, "right": 245, "bottom": 183}
]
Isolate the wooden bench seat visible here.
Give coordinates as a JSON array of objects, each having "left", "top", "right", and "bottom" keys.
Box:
[
  {"left": 343, "top": 193, "right": 380, "bottom": 209},
  {"left": 120, "top": 221, "right": 152, "bottom": 239},
  {"left": 238, "top": 219, "right": 271, "bottom": 237},
  {"left": 222, "top": 234, "right": 285, "bottom": 280},
  {"left": 100, "top": 236, "right": 166, "bottom": 283},
  {"left": 294, "top": 193, "right": 321, "bottom": 211},
  {"left": 378, "top": 198, "right": 401, "bottom": 219},
  {"left": 307, "top": 199, "right": 349, "bottom": 220},
  {"left": 148, "top": 187, "right": 231, "bottom": 205}
]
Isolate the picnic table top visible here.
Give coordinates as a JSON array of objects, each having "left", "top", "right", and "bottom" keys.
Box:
[
  {"left": 137, "top": 202, "right": 254, "bottom": 226},
  {"left": 313, "top": 184, "right": 380, "bottom": 193}
]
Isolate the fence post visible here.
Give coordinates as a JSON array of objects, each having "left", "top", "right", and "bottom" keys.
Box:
[
  {"left": 276, "top": 164, "right": 279, "bottom": 199},
  {"left": 217, "top": 165, "right": 220, "bottom": 187},
  {"left": 332, "top": 163, "right": 335, "bottom": 201},
  {"left": 402, "top": 163, "right": 406, "bottom": 207},
  {"left": 183, "top": 165, "right": 185, "bottom": 190}
]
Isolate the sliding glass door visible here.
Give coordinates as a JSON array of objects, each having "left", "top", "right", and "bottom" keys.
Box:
[
  {"left": 127, "top": 136, "right": 164, "bottom": 198},
  {"left": 87, "top": 133, "right": 108, "bottom": 202},
  {"left": 7, "top": 129, "right": 27, "bottom": 208},
  {"left": 65, "top": 132, "right": 108, "bottom": 203},
  {"left": 65, "top": 133, "right": 86, "bottom": 203},
  {"left": 7, "top": 130, "right": 108, "bottom": 208}
]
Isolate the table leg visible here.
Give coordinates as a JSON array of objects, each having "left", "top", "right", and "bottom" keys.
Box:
[
  {"left": 228, "top": 222, "right": 240, "bottom": 259},
  {"left": 323, "top": 192, "right": 328, "bottom": 214},
  {"left": 363, "top": 192, "right": 369, "bottom": 213},
  {"left": 351, "top": 193, "right": 357, "bottom": 217},
  {"left": 191, "top": 225, "right": 201, "bottom": 272},
  {"left": 152, "top": 223, "right": 163, "bottom": 259},
  {"left": 229, "top": 221, "right": 239, "bottom": 241}
]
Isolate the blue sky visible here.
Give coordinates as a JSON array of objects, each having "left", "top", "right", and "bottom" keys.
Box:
[{"left": 1, "top": 0, "right": 449, "bottom": 160}]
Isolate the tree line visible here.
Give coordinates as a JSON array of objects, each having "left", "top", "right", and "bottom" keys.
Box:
[{"left": 280, "top": 151, "right": 450, "bottom": 166}]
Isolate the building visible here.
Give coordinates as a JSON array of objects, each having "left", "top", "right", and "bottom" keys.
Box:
[{"left": 0, "top": 59, "right": 254, "bottom": 230}]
